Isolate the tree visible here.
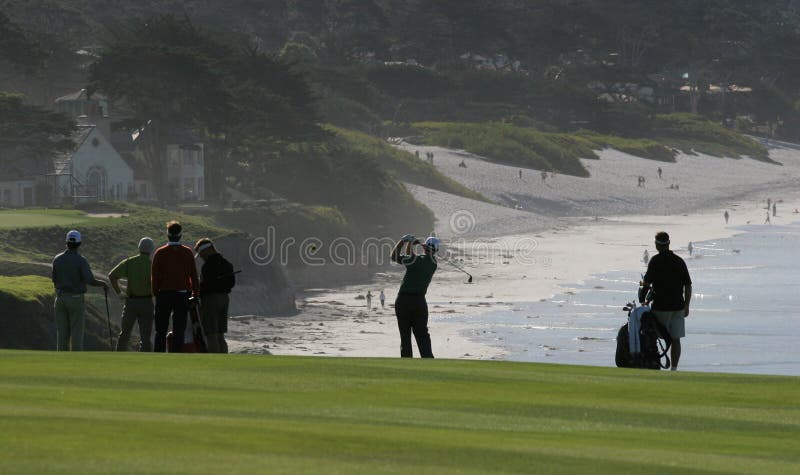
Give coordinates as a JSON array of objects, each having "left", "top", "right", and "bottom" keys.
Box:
[
  {"left": 0, "top": 93, "right": 76, "bottom": 178},
  {"left": 0, "top": 11, "right": 45, "bottom": 73},
  {"left": 88, "top": 16, "right": 229, "bottom": 200},
  {"left": 89, "top": 15, "right": 325, "bottom": 201}
]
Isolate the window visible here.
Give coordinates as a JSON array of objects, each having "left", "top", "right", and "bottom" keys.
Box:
[
  {"left": 1, "top": 189, "right": 10, "bottom": 204},
  {"left": 139, "top": 183, "right": 147, "bottom": 198}
]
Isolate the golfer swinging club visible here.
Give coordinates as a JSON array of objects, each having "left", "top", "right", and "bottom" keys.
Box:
[{"left": 390, "top": 234, "right": 439, "bottom": 358}]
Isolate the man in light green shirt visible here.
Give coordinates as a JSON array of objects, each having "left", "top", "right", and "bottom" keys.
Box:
[{"left": 109, "top": 237, "right": 155, "bottom": 351}]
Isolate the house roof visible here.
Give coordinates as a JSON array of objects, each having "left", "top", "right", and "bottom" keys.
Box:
[
  {"left": 55, "top": 89, "right": 107, "bottom": 103},
  {"left": 52, "top": 126, "right": 95, "bottom": 175},
  {"left": 119, "top": 151, "right": 150, "bottom": 179},
  {"left": 110, "top": 130, "right": 136, "bottom": 152}
]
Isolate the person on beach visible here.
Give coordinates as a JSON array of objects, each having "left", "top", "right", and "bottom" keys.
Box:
[
  {"left": 366, "top": 291, "right": 373, "bottom": 310},
  {"left": 767, "top": 198, "right": 771, "bottom": 210},
  {"left": 541, "top": 171, "right": 547, "bottom": 183},
  {"left": 641, "top": 231, "right": 692, "bottom": 371},
  {"left": 658, "top": 167, "right": 662, "bottom": 179},
  {"left": 519, "top": 169, "right": 523, "bottom": 179},
  {"left": 688, "top": 242, "right": 693, "bottom": 256},
  {"left": 151, "top": 221, "right": 199, "bottom": 352},
  {"left": 773, "top": 202, "right": 777, "bottom": 217},
  {"left": 52, "top": 230, "right": 109, "bottom": 351},
  {"left": 380, "top": 290, "right": 386, "bottom": 309},
  {"left": 108, "top": 237, "right": 155, "bottom": 351},
  {"left": 195, "top": 238, "right": 235, "bottom": 353},
  {"left": 642, "top": 249, "right": 649, "bottom": 265},
  {"left": 765, "top": 211, "right": 771, "bottom": 224},
  {"left": 724, "top": 210, "right": 729, "bottom": 224},
  {"left": 390, "top": 234, "right": 439, "bottom": 358}
]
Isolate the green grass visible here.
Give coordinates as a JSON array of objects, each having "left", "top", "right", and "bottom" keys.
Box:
[
  {"left": 406, "top": 116, "right": 772, "bottom": 174},
  {"left": 412, "top": 122, "right": 595, "bottom": 176},
  {"left": 0, "top": 209, "right": 94, "bottom": 229},
  {"left": 0, "top": 352, "right": 797, "bottom": 474},
  {"left": 653, "top": 114, "right": 773, "bottom": 162},
  {"left": 576, "top": 131, "right": 677, "bottom": 162},
  {"left": 0, "top": 203, "right": 227, "bottom": 271},
  {"left": 0, "top": 275, "right": 52, "bottom": 302},
  {"left": 331, "top": 126, "right": 490, "bottom": 202}
]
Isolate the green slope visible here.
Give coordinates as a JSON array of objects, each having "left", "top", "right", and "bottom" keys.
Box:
[
  {"left": 331, "top": 126, "right": 491, "bottom": 203},
  {"left": 0, "top": 352, "right": 797, "bottom": 474},
  {"left": 0, "top": 204, "right": 226, "bottom": 270},
  {"left": 0, "top": 209, "right": 92, "bottom": 229}
]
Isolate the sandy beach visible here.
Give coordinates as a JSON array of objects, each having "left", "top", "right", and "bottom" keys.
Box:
[{"left": 228, "top": 142, "right": 800, "bottom": 360}]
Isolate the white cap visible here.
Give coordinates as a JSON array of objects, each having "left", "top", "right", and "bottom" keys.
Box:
[
  {"left": 423, "top": 236, "right": 440, "bottom": 252},
  {"left": 66, "top": 230, "right": 81, "bottom": 243},
  {"left": 138, "top": 237, "right": 155, "bottom": 254}
]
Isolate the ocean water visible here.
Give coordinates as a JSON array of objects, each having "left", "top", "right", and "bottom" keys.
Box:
[{"left": 445, "top": 222, "right": 800, "bottom": 376}]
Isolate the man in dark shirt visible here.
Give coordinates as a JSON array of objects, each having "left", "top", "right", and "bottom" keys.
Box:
[
  {"left": 642, "top": 231, "right": 692, "bottom": 371},
  {"left": 194, "top": 238, "right": 235, "bottom": 353},
  {"left": 390, "top": 234, "right": 439, "bottom": 358}
]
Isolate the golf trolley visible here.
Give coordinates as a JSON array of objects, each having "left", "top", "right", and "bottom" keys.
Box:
[{"left": 615, "top": 284, "right": 672, "bottom": 370}]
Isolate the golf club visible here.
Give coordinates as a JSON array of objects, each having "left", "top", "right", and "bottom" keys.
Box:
[
  {"left": 214, "top": 270, "right": 242, "bottom": 280},
  {"left": 103, "top": 287, "right": 114, "bottom": 350},
  {"left": 438, "top": 255, "right": 473, "bottom": 283}
]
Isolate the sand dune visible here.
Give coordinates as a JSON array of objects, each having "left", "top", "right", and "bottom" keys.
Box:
[{"left": 400, "top": 143, "right": 800, "bottom": 237}]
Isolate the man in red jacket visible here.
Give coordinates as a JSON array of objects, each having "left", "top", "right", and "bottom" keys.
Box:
[{"left": 151, "top": 221, "right": 199, "bottom": 352}]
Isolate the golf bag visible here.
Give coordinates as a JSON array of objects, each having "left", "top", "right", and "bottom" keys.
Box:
[
  {"left": 166, "top": 298, "right": 208, "bottom": 353},
  {"left": 615, "top": 304, "right": 672, "bottom": 370}
]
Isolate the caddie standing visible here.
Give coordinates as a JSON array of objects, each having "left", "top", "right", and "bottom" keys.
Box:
[
  {"left": 51, "top": 230, "right": 109, "bottom": 351},
  {"left": 194, "top": 238, "right": 235, "bottom": 353}
]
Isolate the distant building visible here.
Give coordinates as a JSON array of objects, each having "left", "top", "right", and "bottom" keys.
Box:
[
  {"left": 116, "top": 126, "right": 205, "bottom": 202},
  {"left": 46, "top": 125, "right": 135, "bottom": 203},
  {"left": 35, "top": 89, "right": 206, "bottom": 205},
  {"left": 0, "top": 178, "right": 37, "bottom": 207}
]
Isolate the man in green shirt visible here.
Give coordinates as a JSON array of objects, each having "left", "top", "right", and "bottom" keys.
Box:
[
  {"left": 390, "top": 234, "right": 439, "bottom": 358},
  {"left": 109, "top": 237, "right": 156, "bottom": 351}
]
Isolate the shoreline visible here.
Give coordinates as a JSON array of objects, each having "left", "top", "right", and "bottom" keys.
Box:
[
  {"left": 228, "top": 144, "right": 800, "bottom": 360},
  {"left": 228, "top": 191, "right": 800, "bottom": 360}
]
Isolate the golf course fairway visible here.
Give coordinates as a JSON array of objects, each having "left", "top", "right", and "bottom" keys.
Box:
[{"left": 0, "top": 351, "right": 797, "bottom": 474}]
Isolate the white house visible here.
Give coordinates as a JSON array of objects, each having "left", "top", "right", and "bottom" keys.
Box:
[
  {"left": 120, "top": 127, "right": 205, "bottom": 202},
  {"left": 50, "top": 125, "right": 135, "bottom": 203},
  {"left": 50, "top": 89, "right": 206, "bottom": 204},
  {"left": 166, "top": 142, "right": 205, "bottom": 201}
]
